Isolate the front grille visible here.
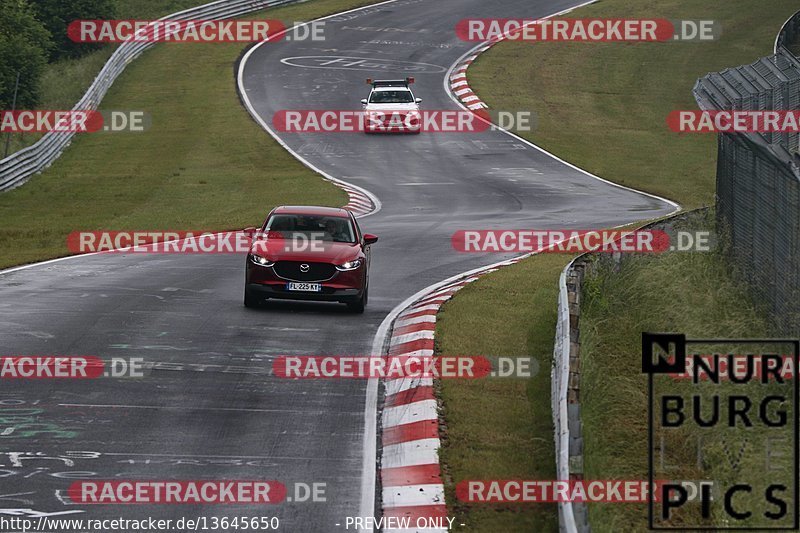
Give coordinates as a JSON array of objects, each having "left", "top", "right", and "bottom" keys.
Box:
[{"left": 273, "top": 261, "right": 337, "bottom": 282}]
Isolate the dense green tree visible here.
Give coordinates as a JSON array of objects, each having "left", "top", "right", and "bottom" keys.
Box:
[
  {"left": 0, "top": 0, "right": 52, "bottom": 109},
  {"left": 29, "top": 0, "right": 116, "bottom": 60}
]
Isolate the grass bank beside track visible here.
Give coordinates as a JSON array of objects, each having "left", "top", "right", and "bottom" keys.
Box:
[
  {"left": 0, "top": 0, "right": 385, "bottom": 269},
  {"left": 436, "top": 1, "right": 798, "bottom": 531},
  {"left": 437, "top": 254, "right": 573, "bottom": 532},
  {"left": 468, "top": 0, "right": 798, "bottom": 210},
  {"left": 579, "top": 212, "right": 780, "bottom": 530},
  {"left": 3, "top": 0, "right": 210, "bottom": 154}
]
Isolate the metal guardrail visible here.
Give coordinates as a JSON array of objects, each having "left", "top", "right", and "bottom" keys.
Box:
[
  {"left": 693, "top": 37, "right": 800, "bottom": 333},
  {"left": 553, "top": 261, "right": 577, "bottom": 532},
  {"left": 0, "top": 0, "right": 300, "bottom": 192},
  {"left": 552, "top": 256, "right": 588, "bottom": 532},
  {"left": 552, "top": 211, "right": 705, "bottom": 533}
]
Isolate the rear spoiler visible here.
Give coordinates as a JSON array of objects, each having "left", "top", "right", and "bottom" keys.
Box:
[{"left": 366, "top": 77, "right": 415, "bottom": 87}]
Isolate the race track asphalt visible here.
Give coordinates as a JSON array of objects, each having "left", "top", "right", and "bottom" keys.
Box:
[{"left": 0, "top": 0, "right": 674, "bottom": 530}]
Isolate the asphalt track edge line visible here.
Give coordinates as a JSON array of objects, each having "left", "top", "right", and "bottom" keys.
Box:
[
  {"left": 378, "top": 5, "right": 690, "bottom": 511},
  {"left": 0, "top": 1, "right": 687, "bottom": 528},
  {"left": 442, "top": 0, "right": 682, "bottom": 213},
  {"left": 238, "top": 1, "right": 405, "bottom": 527},
  {"left": 370, "top": 252, "right": 533, "bottom": 529},
  {"left": 236, "top": 1, "right": 405, "bottom": 223},
  {"left": 0, "top": 2, "right": 399, "bottom": 277}
]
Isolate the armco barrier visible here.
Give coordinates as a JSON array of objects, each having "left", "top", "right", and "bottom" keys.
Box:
[
  {"left": 552, "top": 211, "right": 704, "bottom": 533},
  {"left": 552, "top": 256, "right": 586, "bottom": 532},
  {"left": 0, "top": 0, "right": 300, "bottom": 192}
]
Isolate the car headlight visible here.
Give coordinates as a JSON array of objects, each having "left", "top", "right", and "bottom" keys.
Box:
[
  {"left": 336, "top": 259, "right": 362, "bottom": 271},
  {"left": 249, "top": 253, "right": 274, "bottom": 267}
]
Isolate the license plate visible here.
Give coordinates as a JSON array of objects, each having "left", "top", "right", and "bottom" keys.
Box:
[{"left": 286, "top": 282, "right": 322, "bottom": 292}]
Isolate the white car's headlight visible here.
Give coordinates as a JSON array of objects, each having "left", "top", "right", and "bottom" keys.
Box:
[
  {"left": 249, "top": 253, "right": 274, "bottom": 267},
  {"left": 336, "top": 259, "right": 362, "bottom": 271}
]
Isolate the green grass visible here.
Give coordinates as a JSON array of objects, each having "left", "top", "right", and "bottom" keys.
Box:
[
  {"left": 468, "top": 0, "right": 799, "bottom": 209},
  {"left": 579, "top": 212, "right": 787, "bottom": 531},
  {"left": 39, "top": 0, "right": 215, "bottom": 108},
  {"left": 2, "top": 0, "right": 208, "bottom": 155},
  {"left": 0, "top": 0, "right": 385, "bottom": 269},
  {"left": 436, "top": 1, "right": 797, "bottom": 531},
  {"left": 1, "top": 0, "right": 371, "bottom": 154},
  {"left": 436, "top": 253, "right": 574, "bottom": 532}
]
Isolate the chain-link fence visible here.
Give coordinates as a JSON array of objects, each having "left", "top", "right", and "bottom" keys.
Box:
[
  {"left": 777, "top": 9, "right": 800, "bottom": 56},
  {"left": 693, "top": 44, "right": 800, "bottom": 333}
]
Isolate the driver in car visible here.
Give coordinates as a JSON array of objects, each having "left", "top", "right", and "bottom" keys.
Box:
[{"left": 324, "top": 219, "right": 350, "bottom": 242}]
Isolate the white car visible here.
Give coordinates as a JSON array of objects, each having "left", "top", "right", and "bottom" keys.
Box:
[{"left": 361, "top": 77, "right": 422, "bottom": 133}]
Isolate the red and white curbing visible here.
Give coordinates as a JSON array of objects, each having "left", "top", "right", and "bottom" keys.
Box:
[
  {"left": 448, "top": 44, "right": 493, "bottom": 111},
  {"left": 448, "top": 1, "right": 599, "bottom": 113},
  {"left": 339, "top": 183, "right": 376, "bottom": 216},
  {"left": 379, "top": 259, "right": 523, "bottom": 532},
  {"left": 381, "top": 6, "right": 622, "bottom": 527}
]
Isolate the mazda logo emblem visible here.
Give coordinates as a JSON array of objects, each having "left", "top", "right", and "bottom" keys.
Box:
[{"left": 300, "top": 264, "right": 310, "bottom": 273}]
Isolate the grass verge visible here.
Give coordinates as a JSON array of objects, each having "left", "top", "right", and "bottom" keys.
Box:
[
  {"left": 2, "top": 0, "right": 207, "bottom": 155},
  {"left": 467, "top": 0, "right": 799, "bottom": 209},
  {"left": 580, "top": 212, "right": 786, "bottom": 531},
  {"left": 436, "top": 0, "right": 797, "bottom": 531},
  {"left": 0, "top": 0, "right": 384, "bottom": 269},
  {"left": 436, "top": 253, "right": 573, "bottom": 532}
]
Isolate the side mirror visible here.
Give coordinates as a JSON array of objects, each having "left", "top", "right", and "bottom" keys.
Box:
[
  {"left": 363, "top": 234, "right": 379, "bottom": 245},
  {"left": 415, "top": 98, "right": 422, "bottom": 104},
  {"left": 361, "top": 99, "right": 368, "bottom": 105}
]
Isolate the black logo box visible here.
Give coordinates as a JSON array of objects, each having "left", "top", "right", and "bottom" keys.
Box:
[{"left": 643, "top": 333, "right": 800, "bottom": 531}]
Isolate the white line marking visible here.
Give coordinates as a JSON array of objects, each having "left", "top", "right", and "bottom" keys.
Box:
[
  {"left": 400, "top": 303, "right": 441, "bottom": 314},
  {"left": 238, "top": 27, "right": 384, "bottom": 222},
  {"left": 394, "top": 315, "right": 437, "bottom": 327},
  {"left": 389, "top": 331, "right": 434, "bottom": 345},
  {"left": 382, "top": 400, "right": 438, "bottom": 428},
  {"left": 381, "top": 439, "right": 440, "bottom": 468},
  {"left": 385, "top": 377, "right": 433, "bottom": 396},
  {"left": 389, "top": 349, "right": 434, "bottom": 358},
  {"left": 383, "top": 484, "right": 445, "bottom": 506},
  {"left": 441, "top": 0, "right": 681, "bottom": 214}
]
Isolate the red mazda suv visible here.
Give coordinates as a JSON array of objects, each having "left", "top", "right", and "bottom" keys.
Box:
[{"left": 244, "top": 206, "right": 377, "bottom": 313}]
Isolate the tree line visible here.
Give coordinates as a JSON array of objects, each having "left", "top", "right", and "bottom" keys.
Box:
[{"left": 1, "top": 0, "right": 115, "bottom": 110}]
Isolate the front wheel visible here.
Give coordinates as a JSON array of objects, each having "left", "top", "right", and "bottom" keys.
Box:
[
  {"left": 347, "top": 286, "right": 367, "bottom": 313},
  {"left": 244, "top": 288, "right": 260, "bottom": 308}
]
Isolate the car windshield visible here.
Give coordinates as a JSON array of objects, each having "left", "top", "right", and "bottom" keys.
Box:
[
  {"left": 369, "top": 90, "right": 414, "bottom": 104},
  {"left": 265, "top": 214, "right": 357, "bottom": 243}
]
